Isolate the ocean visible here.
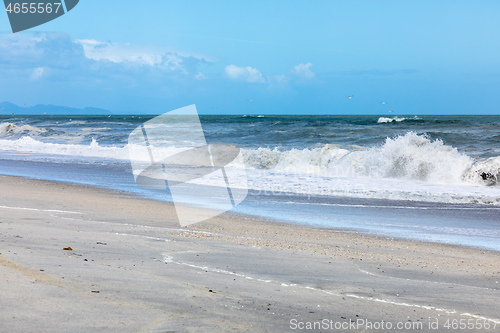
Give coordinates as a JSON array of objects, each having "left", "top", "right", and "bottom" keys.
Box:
[{"left": 1, "top": 114, "right": 499, "bottom": 250}]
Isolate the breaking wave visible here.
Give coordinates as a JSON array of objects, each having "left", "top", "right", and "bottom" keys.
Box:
[
  {"left": 0, "top": 122, "right": 47, "bottom": 135},
  {"left": 242, "top": 132, "right": 499, "bottom": 187},
  {"left": 0, "top": 132, "right": 498, "bottom": 190},
  {"left": 377, "top": 116, "right": 421, "bottom": 123}
]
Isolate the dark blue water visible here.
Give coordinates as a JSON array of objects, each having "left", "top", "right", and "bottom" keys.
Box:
[{"left": 1, "top": 114, "right": 500, "bottom": 157}]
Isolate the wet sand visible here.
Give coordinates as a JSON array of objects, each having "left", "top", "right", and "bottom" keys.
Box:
[{"left": 0, "top": 175, "right": 499, "bottom": 332}]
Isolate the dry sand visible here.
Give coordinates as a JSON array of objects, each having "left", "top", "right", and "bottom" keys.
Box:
[{"left": 0, "top": 175, "right": 499, "bottom": 332}]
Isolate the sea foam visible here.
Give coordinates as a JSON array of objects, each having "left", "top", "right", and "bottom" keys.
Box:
[
  {"left": 242, "top": 132, "right": 493, "bottom": 186},
  {"left": 377, "top": 116, "right": 421, "bottom": 123},
  {"left": 0, "top": 131, "right": 498, "bottom": 205},
  {"left": 0, "top": 122, "right": 47, "bottom": 135},
  {"left": 0, "top": 132, "right": 498, "bottom": 187}
]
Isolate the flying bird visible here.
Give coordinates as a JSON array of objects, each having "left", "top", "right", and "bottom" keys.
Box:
[
  {"left": 379, "top": 101, "right": 388, "bottom": 105},
  {"left": 347, "top": 95, "right": 353, "bottom": 99}
]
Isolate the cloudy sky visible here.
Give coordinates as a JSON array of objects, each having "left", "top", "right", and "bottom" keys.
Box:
[{"left": 1, "top": 1, "right": 500, "bottom": 114}]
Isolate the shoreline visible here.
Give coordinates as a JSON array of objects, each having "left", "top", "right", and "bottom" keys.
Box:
[
  {"left": 2, "top": 173, "right": 499, "bottom": 270},
  {"left": 1, "top": 174, "right": 499, "bottom": 331},
  {"left": 2, "top": 169, "right": 500, "bottom": 253},
  {"left": 2, "top": 172, "right": 500, "bottom": 257}
]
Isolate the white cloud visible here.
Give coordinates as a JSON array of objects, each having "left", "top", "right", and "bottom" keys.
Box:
[
  {"left": 77, "top": 39, "right": 162, "bottom": 65},
  {"left": 30, "top": 67, "right": 45, "bottom": 80},
  {"left": 0, "top": 32, "right": 218, "bottom": 109},
  {"left": 76, "top": 39, "right": 209, "bottom": 74},
  {"left": 292, "top": 63, "right": 315, "bottom": 79},
  {"left": 0, "top": 33, "right": 84, "bottom": 69},
  {"left": 225, "top": 64, "right": 265, "bottom": 83}
]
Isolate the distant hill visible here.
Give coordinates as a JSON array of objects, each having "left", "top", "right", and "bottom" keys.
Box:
[{"left": 0, "top": 102, "right": 113, "bottom": 115}]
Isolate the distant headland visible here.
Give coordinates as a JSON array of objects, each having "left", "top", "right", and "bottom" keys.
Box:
[{"left": 0, "top": 101, "right": 112, "bottom": 115}]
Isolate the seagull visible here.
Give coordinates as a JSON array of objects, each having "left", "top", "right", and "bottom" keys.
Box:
[
  {"left": 379, "top": 101, "right": 388, "bottom": 105},
  {"left": 247, "top": 99, "right": 253, "bottom": 102},
  {"left": 347, "top": 95, "right": 353, "bottom": 99},
  {"left": 388, "top": 110, "right": 394, "bottom": 113}
]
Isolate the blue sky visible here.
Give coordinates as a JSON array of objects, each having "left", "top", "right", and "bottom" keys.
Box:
[{"left": 1, "top": 1, "right": 500, "bottom": 114}]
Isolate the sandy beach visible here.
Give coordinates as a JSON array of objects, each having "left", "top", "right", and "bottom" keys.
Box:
[
  {"left": 2, "top": 1, "right": 500, "bottom": 331},
  {"left": 1, "top": 174, "right": 499, "bottom": 332}
]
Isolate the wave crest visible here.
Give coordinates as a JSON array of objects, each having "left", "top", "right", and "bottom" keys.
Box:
[
  {"left": 243, "top": 144, "right": 351, "bottom": 172},
  {"left": 463, "top": 156, "right": 500, "bottom": 186},
  {"left": 0, "top": 122, "right": 47, "bottom": 136},
  {"left": 377, "top": 116, "right": 421, "bottom": 123},
  {"left": 1, "top": 131, "right": 499, "bottom": 188},
  {"left": 243, "top": 132, "right": 500, "bottom": 186}
]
